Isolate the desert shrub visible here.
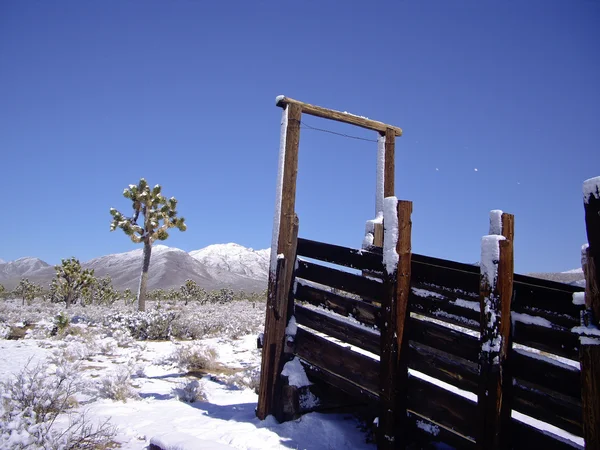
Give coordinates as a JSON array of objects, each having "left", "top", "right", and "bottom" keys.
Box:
[
  {"left": 172, "top": 379, "right": 206, "bottom": 403},
  {"left": 228, "top": 367, "right": 261, "bottom": 394},
  {"left": 97, "top": 368, "right": 139, "bottom": 402},
  {"left": 54, "top": 311, "right": 71, "bottom": 335},
  {"left": 105, "top": 309, "right": 178, "bottom": 340},
  {"left": 0, "top": 361, "right": 116, "bottom": 449},
  {"left": 169, "top": 344, "right": 217, "bottom": 372}
]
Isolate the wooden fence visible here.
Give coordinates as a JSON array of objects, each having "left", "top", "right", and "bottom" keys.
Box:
[{"left": 257, "top": 198, "right": 599, "bottom": 449}]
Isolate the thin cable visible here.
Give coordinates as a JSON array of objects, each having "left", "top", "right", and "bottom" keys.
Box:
[{"left": 292, "top": 119, "right": 379, "bottom": 143}]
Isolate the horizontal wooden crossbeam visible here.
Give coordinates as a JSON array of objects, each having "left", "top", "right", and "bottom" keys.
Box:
[{"left": 276, "top": 95, "right": 403, "bottom": 136}]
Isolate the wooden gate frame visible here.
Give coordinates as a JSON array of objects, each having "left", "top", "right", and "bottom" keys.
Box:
[{"left": 256, "top": 96, "right": 403, "bottom": 430}]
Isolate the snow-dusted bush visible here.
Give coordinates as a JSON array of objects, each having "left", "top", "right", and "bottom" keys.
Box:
[
  {"left": 228, "top": 367, "right": 261, "bottom": 393},
  {"left": 97, "top": 368, "right": 139, "bottom": 402},
  {"left": 169, "top": 344, "right": 217, "bottom": 372},
  {"left": 105, "top": 309, "right": 178, "bottom": 340},
  {"left": 172, "top": 379, "right": 206, "bottom": 403},
  {"left": 0, "top": 361, "right": 116, "bottom": 449}
]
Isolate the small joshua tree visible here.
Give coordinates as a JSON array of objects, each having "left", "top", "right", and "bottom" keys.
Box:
[
  {"left": 0, "top": 283, "right": 5, "bottom": 299},
  {"left": 180, "top": 279, "right": 206, "bottom": 305},
  {"left": 110, "top": 178, "right": 186, "bottom": 311},
  {"left": 50, "top": 258, "right": 95, "bottom": 308},
  {"left": 14, "top": 279, "right": 42, "bottom": 306}
]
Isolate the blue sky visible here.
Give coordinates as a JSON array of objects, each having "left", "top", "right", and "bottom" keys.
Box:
[{"left": 1, "top": 0, "right": 598, "bottom": 273}]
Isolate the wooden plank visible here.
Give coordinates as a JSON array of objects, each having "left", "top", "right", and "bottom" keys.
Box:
[
  {"left": 301, "top": 360, "right": 380, "bottom": 403},
  {"left": 412, "top": 253, "right": 481, "bottom": 275},
  {"left": 511, "top": 419, "right": 584, "bottom": 450},
  {"left": 407, "top": 412, "right": 476, "bottom": 450},
  {"left": 512, "top": 303, "right": 580, "bottom": 329},
  {"left": 379, "top": 199, "right": 412, "bottom": 448},
  {"left": 406, "top": 375, "right": 478, "bottom": 440},
  {"left": 510, "top": 348, "right": 581, "bottom": 399},
  {"left": 513, "top": 277, "right": 583, "bottom": 319},
  {"left": 512, "top": 379, "right": 583, "bottom": 437},
  {"left": 408, "top": 316, "right": 480, "bottom": 363},
  {"left": 276, "top": 96, "right": 403, "bottom": 136},
  {"left": 294, "top": 304, "right": 380, "bottom": 355},
  {"left": 296, "top": 237, "right": 383, "bottom": 272},
  {"left": 409, "top": 289, "right": 481, "bottom": 331},
  {"left": 294, "top": 327, "right": 380, "bottom": 394},
  {"left": 407, "top": 341, "right": 479, "bottom": 393},
  {"left": 383, "top": 129, "right": 395, "bottom": 198},
  {"left": 257, "top": 103, "right": 302, "bottom": 420},
  {"left": 412, "top": 262, "right": 480, "bottom": 300},
  {"left": 477, "top": 212, "right": 515, "bottom": 449},
  {"left": 512, "top": 321, "right": 580, "bottom": 361},
  {"left": 295, "top": 282, "right": 381, "bottom": 328},
  {"left": 581, "top": 176, "right": 600, "bottom": 450},
  {"left": 295, "top": 259, "right": 384, "bottom": 302}
]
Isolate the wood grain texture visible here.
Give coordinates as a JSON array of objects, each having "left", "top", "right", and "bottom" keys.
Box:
[
  {"left": 276, "top": 96, "right": 403, "bottom": 136},
  {"left": 296, "top": 237, "right": 383, "bottom": 272},
  {"left": 383, "top": 129, "right": 395, "bottom": 198}
]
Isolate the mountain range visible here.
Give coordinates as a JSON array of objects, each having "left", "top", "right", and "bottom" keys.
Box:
[{"left": 0, "top": 244, "right": 270, "bottom": 292}]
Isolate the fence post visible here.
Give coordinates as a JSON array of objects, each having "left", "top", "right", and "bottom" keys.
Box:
[
  {"left": 477, "top": 210, "right": 514, "bottom": 450},
  {"left": 581, "top": 176, "right": 600, "bottom": 450},
  {"left": 379, "top": 197, "right": 412, "bottom": 449},
  {"left": 257, "top": 103, "right": 302, "bottom": 420}
]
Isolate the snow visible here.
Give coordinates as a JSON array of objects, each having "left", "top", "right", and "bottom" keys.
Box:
[
  {"left": 375, "top": 135, "right": 386, "bottom": 217},
  {"left": 451, "top": 298, "right": 480, "bottom": 312},
  {"left": 281, "top": 357, "right": 311, "bottom": 388},
  {"left": 583, "top": 176, "right": 600, "bottom": 203},
  {"left": 563, "top": 268, "right": 583, "bottom": 274},
  {"left": 0, "top": 320, "right": 374, "bottom": 450},
  {"left": 480, "top": 235, "right": 504, "bottom": 289},
  {"left": 512, "top": 312, "right": 554, "bottom": 328},
  {"left": 275, "top": 94, "right": 285, "bottom": 105},
  {"left": 489, "top": 209, "right": 503, "bottom": 236},
  {"left": 415, "top": 419, "right": 440, "bottom": 436},
  {"left": 581, "top": 337, "right": 600, "bottom": 346},
  {"left": 285, "top": 316, "right": 298, "bottom": 337},
  {"left": 572, "top": 292, "right": 586, "bottom": 306},
  {"left": 383, "top": 197, "right": 399, "bottom": 275},
  {"left": 512, "top": 347, "right": 579, "bottom": 371},
  {"left": 270, "top": 107, "right": 289, "bottom": 276},
  {"left": 411, "top": 287, "right": 445, "bottom": 300}
]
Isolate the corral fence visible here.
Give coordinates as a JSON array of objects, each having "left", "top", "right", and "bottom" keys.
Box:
[{"left": 256, "top": 95, "right": 600, "bottom": 449}]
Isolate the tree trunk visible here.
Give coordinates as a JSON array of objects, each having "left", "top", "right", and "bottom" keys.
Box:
[
  {"left": 66, "top": 291, "right": 73, "bottom": 308},
  {"left": 137, "top": 239, "right": 152, "bottom": 312}
]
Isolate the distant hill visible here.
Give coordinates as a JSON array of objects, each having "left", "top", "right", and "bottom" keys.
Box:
[
  {"left": 526, "top": 268, "right": 585, "bottom": 286},
  {"left": 0, "top": 244, "right": 269, "bottom": 292}
]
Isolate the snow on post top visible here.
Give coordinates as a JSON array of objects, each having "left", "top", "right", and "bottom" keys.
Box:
[
  {"left": 275, "top": 94, "right": 285, "bottom": 106},
  {"left": 383, "top": 197, "right": 399, "bottom": 275},
  {"left": 489, "top": 210, "right": 503, "bottom": 236},
  {"left": 583, "top": 176, "right": 600, "bottom": 203},
  {"left": 481, "top": 235, "right": 506, "bottom": 288}
]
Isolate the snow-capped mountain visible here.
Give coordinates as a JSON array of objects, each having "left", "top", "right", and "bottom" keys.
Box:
[
  {"left": 0, "top": 244, "right": 269, "bottom": 292},
  {"left": 190, "top": 243, "right": 269, "bottom": 279},
  {"left": 0, "top": 257, "right": 51, "bottom": 279}
]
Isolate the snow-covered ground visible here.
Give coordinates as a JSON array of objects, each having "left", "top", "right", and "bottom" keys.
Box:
[{"left": 0, "top": 299, "right": 374, "bottom": 450}]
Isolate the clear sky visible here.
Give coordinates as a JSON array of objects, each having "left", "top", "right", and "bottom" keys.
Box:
[{"left": 1, "top": 0, "right": 598, "bottom": 273}]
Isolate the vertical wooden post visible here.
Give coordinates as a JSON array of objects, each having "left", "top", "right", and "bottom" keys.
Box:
[
  {"left": 257, "top": 103, "right": 302, "bottom": 420},
  {"left": 379, "top": 198, "right": 412, "bottom": 449},
  {"left": 477, "top": 211, "right": 514, "bottom": 450},
  {"left": 383, "top": 128, "right": 395, "bottom": 199},
  {"left": 581, "top": 176, "right": 600, "bottom": 450}
]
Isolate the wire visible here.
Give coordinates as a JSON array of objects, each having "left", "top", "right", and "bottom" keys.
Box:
[{"left": 292, "top": 118, "right": 379, "bottom": 143}]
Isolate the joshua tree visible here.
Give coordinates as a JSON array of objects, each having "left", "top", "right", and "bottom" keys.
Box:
[
  {"left": 110, "top": 178, "right": 186, "bottom": 311},
  {"left": 50, "top": 258, "right": 95, "bottom": 308},
  {"left": 0, "top": 283, "right": 5, "bottom": 299},
  {"left": 14, "top": 279, "right": 42, "bottom": 306},
  {"left": 180, "top": 279, "right": 205, "bottom": 305}
]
